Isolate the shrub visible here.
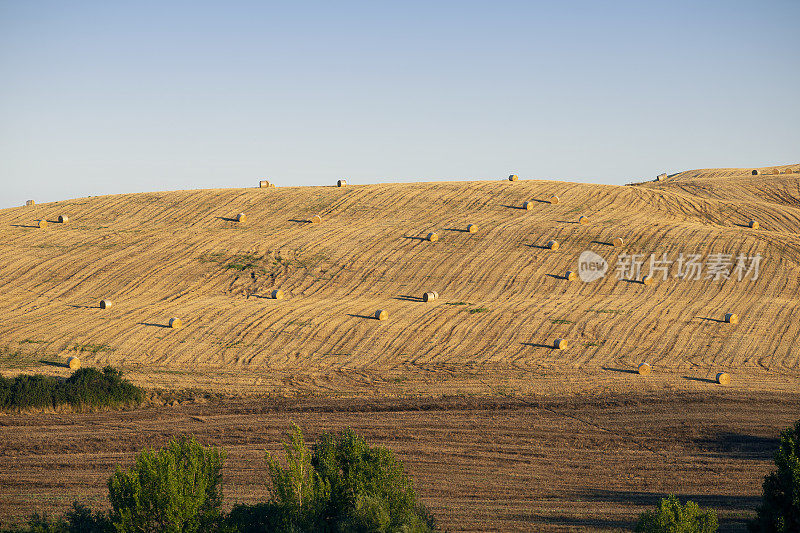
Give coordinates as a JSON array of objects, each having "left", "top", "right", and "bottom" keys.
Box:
[
  {"left": 0, "top": 502, "right": 111, "bottom": 533},
  {"left": 226, "top": 425, "right": 436, "bottom": 532},
  {"left": 749, "top": 419, "right": 800, "bottom": 532},
  {"left": 107, "top": 435, "right": 226, "bottom": 533},
  {"left": 0, "top": 366, "right": 142, "bottom": 411},
  {"left": 635, "top": 494, "right": 718, "bottom": 533}
]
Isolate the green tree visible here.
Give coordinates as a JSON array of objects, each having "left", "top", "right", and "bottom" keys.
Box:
[
  {"left": 635, "top": 494, "right": 718, "bottom": 533},
  {"left": 227, "top": 425, "right": 436, "bottom": 532},
  {"left": 750, "top": 419, "right": 800, "bottom": 532},
  {"left": 107, "top": 435, "right": 226, "bottom": 533}
]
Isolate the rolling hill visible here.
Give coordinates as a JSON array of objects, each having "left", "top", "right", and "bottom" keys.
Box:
[{"left": 2, "top": 164, "right": 799, "bottom": 396}]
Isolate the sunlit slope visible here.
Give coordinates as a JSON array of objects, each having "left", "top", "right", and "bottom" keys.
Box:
[{"left": 1, "top": 169, "right": 799, "bottom": 391}]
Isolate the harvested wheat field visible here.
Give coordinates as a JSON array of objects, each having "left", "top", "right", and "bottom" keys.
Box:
[
  {"left": 2, "top": 165, "right": 799, "bottom": 394},
  {"left": 1, "top": 165, "right": 800, "bottom": 529}
]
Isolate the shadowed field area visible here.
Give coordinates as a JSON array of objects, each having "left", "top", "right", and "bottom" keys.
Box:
[{"left": 0, "top": 391, "right": 795, "bottom": 532}]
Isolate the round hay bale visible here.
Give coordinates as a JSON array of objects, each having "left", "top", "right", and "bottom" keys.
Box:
[
  {"left": 773, "top": 168, "right": 781, "bottom": 175},
  {"left": 547, "top": 240, "right": 559, "bottom": 250},
  {"left": 785, "top": 169, "right": 794, "bottom": 174},
  {"left": 554, "top": 338, "right": 567, "bottom": 350},
  {"left": 656, "top": 173, "right": 667, "bottom": 181},
  {"left": 751, "top": 169, "right": 759, "bottom": 176},
  {"left": 724, "top": 313, "right": 738, "bottom": 324},
  {"left": 433, "top": 291, "right": 439, "bottom": 299},
  {"left": 523, "top": 201, "right": 532, "bottom": 210},
  {"left": 337, "top": 179, "right": 347, "bottom": 187},
  {"left": 375, "top": 309, "right": 388, "bottom": 321},
  {"left": 467, "top": 224, "right": 477, "bottom": 233},
  {"left": 423, "top": 292, "right": 436, "bottom": 302},
  {"left": 37, "top": 219, "right": 47, "bottom": 229},
  {"left": 311, "top": 215, "right": 322, "bottom": 224},
  {"left": 508, "top": 174, "right": 519, "bottom": 181},
  {"left": 637, "top": 362, "right": 651, "bottom": 375},
  {"left": 236, "top": 213, "right": 247, "bottom": 223},
  {"left": 613, "top": 237, "right": 624, "bottom": 247},
  {"left": 99, "top": 299, "right": 112, "bottom": 309},
  {"left": 259, "top": 180, "right": 274, "bottom": 188},
  {"left": 550, "top": 195, "right": 560, "bottom": 205},
  {"left": 716, "top": 372, "right": 731, "bottom": 385},
  {"left": 427, "top": 232, "right": 438, "bottom": 242},
  {"left": 169, "top": 317, "right": 183, "bottom": 329},
  {"left": 578, "top": 215, "right": 588, "bottom": 225},
  {"left": 749, "top": 220, "right": 760, "bottom": 229},
  {"left": 26, "top": 200, "right": 35, "bottom": 206},
  {"left": 67, "top": 356, "right": 81, "bottom": 370},
  {"left": 271, "top": 289, "right": 284, "bottom": 300},
  {"left": 58, "top": 215, "right": 69, "bottom": 223},
  {"left": 565, "top": 270, "right": 577, "bottom": 281},
  {"left": 642, "top": 275, "right": 654, "bottom": 286}
]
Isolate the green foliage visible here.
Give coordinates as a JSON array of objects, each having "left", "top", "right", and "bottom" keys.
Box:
[
  {"left": 227, "top": 426, "right": 436, "bottom": 532},
  {"left": 749, "top": 419, "right": 800, "bottom": 532},
  {"left": 107, "top": 435, "right": 226, "bottom": 533},
  {"left": 0, "top": 366, "right": 142, "bottom": 411},
  {"left": 0, "top": 503, "right": 111, "bottom": 533},
  {"left": 635, "top": 495, "right": 718, "bottom": 533}
]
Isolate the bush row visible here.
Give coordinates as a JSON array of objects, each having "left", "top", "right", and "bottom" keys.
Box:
[{"left": 0, "top": 366, "right": 143, "bottom": 411}]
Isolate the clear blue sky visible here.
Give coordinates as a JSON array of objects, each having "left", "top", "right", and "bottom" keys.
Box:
[{"left": 1, "top": 1, "right": 798, "bottom": 208}]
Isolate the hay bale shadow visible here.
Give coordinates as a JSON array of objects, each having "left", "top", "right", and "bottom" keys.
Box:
[
  {"left": 696, "top": 316, "right": 725, "bottom": 323},
  {"left": 394, "top": 295, "right": 423, "bottom": 302},
  {"left": 590, "top": 240, "right": 614, "bottom": 246},
  {"left": 138, "top": 322, "right": 172, "bottom": 329},
  {"left": 520, "top": 342, "right": 557, "bottom": 349},
  {"left": 346, "top": 313, "right": 378, "bottom": 320},
  {"left": 403, "top": 236, "right": 427, "bottom": 241},
  {"left": 682, "top": 375, "right": 718, "bottom": 384},
  {"left": 215, "top": 216, "right": 239, "bottom": 222},
  {"left": 602, "top": 366, "right": 639, "bottom": 375},
  {"left": 39, "top": 359, "right": 69, "bottom": 369}
]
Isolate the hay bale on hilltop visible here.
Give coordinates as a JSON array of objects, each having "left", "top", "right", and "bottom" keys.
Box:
[
  {"left": 375, "top": 309, "right": 388, "bottom": 321},
  {"left": 785, "top": 169, "right": 793, "bottom": 174},
  {"left": 67, "top": 357, "right": 81, "bottom": 370},
  {"left": 638, "top": 362, "right": 651, "bottom": 375},
  {"left": 58, "top": 215, "right": 69, "bottom": 223},
  {"left": 547, "top": 240, "right": 559, "bottom": 250},
  {"left": 724, "top": 313, "right": 738, "bottom": 324},
  {"left": 467, "top": 224, "right": 478, "bottom": 234},
  {"left": 169, "top": 317, "right": 183, "bottom": 329},
  {"left": 236, "top": 213, "right": 247, "bottom": 223},
  {"left": 550, "top": 195, "right": 560, "bottom": 205},
  {"left": 26, "top": 200, "right": 35, "bottom": 206},
  {"left": 751, "top": 169, "right": 760, "bottom": 176},
  {"left": 271, "top": 289, "right": 284, "bottom": 300},
  {"left": 773, "top": 168, "right": 781, "bottom": 175},
  {"left": 100, "top": 299, "right": 113, "bottom": 309},
  {"left": 554, "top": 339, "right": 567, "bottom": 350},
  {"left": 716, "top": 372, "right": 731, "bottom": 385},
  {"left": 427, "top": 232, "right": 438, "bottom": 242},
  {"left": 259, "top": 180, "right": 275, "bottom": 188},
  {"left": 508, "top": 174, "right": 519, "bottom": 181},
  {"left": 656, "top": 173, "right": 667, "bottom": 181},
  {"left": 337, "top": 179, "right": 347, "bottom": 187},
  {"left": 311, "top": 215, "right": 322, "bottom": 224}
]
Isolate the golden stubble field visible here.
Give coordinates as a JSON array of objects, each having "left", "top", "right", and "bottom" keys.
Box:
[{"left": 1, "top": 164, "right": 799, "bottom": 530}]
